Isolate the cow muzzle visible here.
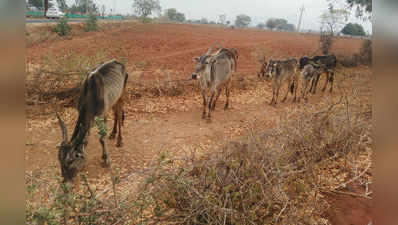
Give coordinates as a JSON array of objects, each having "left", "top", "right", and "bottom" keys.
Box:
[{"left": 192, "top": 74, "right": 200, "bottom": 80}]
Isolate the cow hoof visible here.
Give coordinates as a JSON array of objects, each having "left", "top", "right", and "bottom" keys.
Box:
[
  {"left": 116, "top": 142, "right": 123, "bottom": 148},
  {"left": 101, "top": 158, "right": 110, "bottom": 168}
]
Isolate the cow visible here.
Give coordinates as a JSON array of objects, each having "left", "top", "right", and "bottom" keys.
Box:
[
  {"left": 264, "top": 58, "right": 299, "bottom": 105},
  {"left": 55, "top": 59, "right": 129, "bottom": 182},
  {"left": 191, "top": 47, "right": 238, "bottom": 121}
]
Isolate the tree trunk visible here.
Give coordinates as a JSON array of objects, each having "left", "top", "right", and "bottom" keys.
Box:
[{"left": 44, "top": 0, "right": 48, "bottom": 17}]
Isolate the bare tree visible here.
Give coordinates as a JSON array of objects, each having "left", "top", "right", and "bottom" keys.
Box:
[
  {"left": 132, "top": 0, "right": 161, "bottom": 21},
  {"left": 218, "top": 14, "right": 227, "bottom": 25},
  {"left": 320, "top": 7, "right": 349, "bottom": 35}
]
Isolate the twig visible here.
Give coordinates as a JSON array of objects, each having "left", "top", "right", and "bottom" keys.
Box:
[
  {"left": 333, "top": 159, "right": 371, "bottom": 191},
  {"left": 320, "top": 189, "right": 372, "bottom": 199},
  {"left": 40, "top": 69, "right": 82, "bottom": 76},
  {"left": 274, "top": 200, "right": 289, "bottom": 223}
]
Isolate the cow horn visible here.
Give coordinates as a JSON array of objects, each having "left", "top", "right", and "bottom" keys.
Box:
[
  {"left": 56, "top": 112, "right": 68, "bottom": 143},
  {"left": 206, "top": 44, "right": 215, "bottom": 55}
]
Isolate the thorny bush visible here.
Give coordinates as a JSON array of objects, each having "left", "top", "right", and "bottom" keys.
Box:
[{"left": 130, "top": 87, "right": 371, "bottom": 224}]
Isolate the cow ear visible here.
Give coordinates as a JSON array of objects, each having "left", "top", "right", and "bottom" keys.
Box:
[{"left": 192, "top": 57, "right": 200, "bottom": 62}]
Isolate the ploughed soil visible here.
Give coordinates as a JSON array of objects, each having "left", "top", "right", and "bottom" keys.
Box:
[{"left": 26, "top": 22, "right": 371, "bottom": 224}]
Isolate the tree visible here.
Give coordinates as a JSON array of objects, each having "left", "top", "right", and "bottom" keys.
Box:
[
  {"left": 218, "top": 14, "right": 227, "bottom": 25},
  {"left": 165, "top": 8, "right": 186, "bottom": 22},
  {"left": 256, "top": 22, "right": 265, "bottom": 29},
  {"left": 341, "top": 23, "right": 366, "bottom": 36},
  {"left": 57, "top": 0, "right": 68, "bottom": 11},
  {"left": 344, "top": 0, "right": 371, "bottom": 18},
  {"left": 320, "top": 7, "right": 349, "bottom": 35},
  {"left": 28, "top": 0, "right": 53, "bottom": 10},
  {"left": 101, "top": 5, "right": 106, "bottom": 17},
  {"left": 133, "top": 0, "right": 161, "bottom": 21},
  {"left": 277, "top": 23, "right": 296, "bottom": 31},
  {"left": 265, "top": 18, "right": 277, "bottom": 30},
  {"left": 69, "top": 0, "right": 97, "bottom": 14},
  {"left": 266, "top": 18, "right": 295, "bottom": 31},
  {"left": 235, "top": 14, "right": 251, "bottom": 28}
]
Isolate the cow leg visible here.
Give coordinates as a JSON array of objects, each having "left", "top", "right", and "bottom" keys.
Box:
[
  {"left": 274, "top": 85, "right": 280, "bottom": 105},
  {"left": 99, "top": 125, "right": 109, "bottom": 167},
  {"left": 202, "top": 91, "right": 207, "bottom": 119},
  {"left": 329, "top": 71, "right": 334, "bottom": 93},
  {"left": 270, "top": 86, "right": 275, "bottom": 105},
  {"left": 322, "top": 71, "right": 329, "bottom": 92},
  {"left": 109, "top": 109, "right": 117, "bottom": 140},
  {"left": 282, "top": 81, "right": 289, "bottom": 103},
  {"left": 207, "top": 92, "right": 215, "bottom": 121},
  {"left": 212, "top": 88, "right": 222, "bottom": 110},
  {"left": 293, "top": 76, "right": 299, "bottom": 102},
  {"left": 224, "top": 80, "right": 232, "bottom": 110},
  {"left": 311, "top": 73, "right": 320, "bottom": 94},
  {"left": 116, "top": 103, "right": 123, "bottom": 147},
  {"left": 300, "top": 79, "right": 306, "bottom": 102}
]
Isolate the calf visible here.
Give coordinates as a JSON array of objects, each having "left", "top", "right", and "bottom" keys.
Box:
[
  {"left": 299, "top": 54, "right": 337, "bottom": 93},
  {"left": 300, "top": 64, "right": 320, "bottom": 102},
  {"left": 264, "top": 58, "right": 298, "bottom": 105}
]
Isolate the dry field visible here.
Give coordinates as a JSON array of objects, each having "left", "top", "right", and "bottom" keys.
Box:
[{"left": 26, "top": 22, "right": 372, "bottom": 224}]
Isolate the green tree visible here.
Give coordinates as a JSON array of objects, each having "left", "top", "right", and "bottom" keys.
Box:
[
  {"left": 265, "top": 18, "right": 277, "bottom": 30},
  {"left": 28, "top": 0, "right": 53, "bottom": 10},
  {"left": 57, "top": 0, "right": 68, "bottom": 11},
  {"left": 256, "top": 22, "right": 265, "bottom": 29},
  {"left": 200, "top": 17, "right": 208, "bottom": 24},
  {"left": 266, "top": 18, "right": 295, "bottom": 31},
  {"left": 165, "top": 8, "right": 186, "bottom": 22},
  {"left": 341, "top": 23, "right": 366, "bottom": 36},
  {"left": 235, "top": 14, "right": 251, "bottom": 27},
  {"left": 133, "top": 0, "right": 161, "bottom": 21}
]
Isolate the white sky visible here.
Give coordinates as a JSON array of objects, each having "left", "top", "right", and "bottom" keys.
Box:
[{"left": 64, "top": 0, "right": 372, "bottom": 33}]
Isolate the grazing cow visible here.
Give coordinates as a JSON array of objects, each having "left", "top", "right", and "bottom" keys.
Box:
[
  {"left": 265, "top": 58, "right": 298, "bottom": 105},
  {"left": 300, "top": 64, "right": 320, "bottom": 102},
  {"left": 191, "top": 47, "right": 238, "bottom": 121},
  {"left": 299, "top": 54, "right": 337, "bottom": 93},
  {"left": 56, "top": 59, "right": 129, "bottom": 182}
]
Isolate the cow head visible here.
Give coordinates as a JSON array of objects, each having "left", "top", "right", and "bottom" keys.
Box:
[
  {"left": 192, "top": 46, "right": 214, "bottom": 80},
  {"left": 265, "top": 59, "right": 278, "bottom": 79},
  {"left": 56, "top": 113, "right": 87, "bottom": 182}
]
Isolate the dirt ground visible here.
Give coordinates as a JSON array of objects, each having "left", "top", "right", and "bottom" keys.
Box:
[{"left": 26, "top": 22, "right": 371, "bottom": 224}]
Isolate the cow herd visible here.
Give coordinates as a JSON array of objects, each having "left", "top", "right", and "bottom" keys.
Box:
[{"left": 55, "top": 46, "right": 338, "bottom": 182}]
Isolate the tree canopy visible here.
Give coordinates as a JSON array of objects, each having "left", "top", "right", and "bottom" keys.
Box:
[
  {"left": 341, "top": 23, "right": 366, "bottom": 36},
  {"left": 133, "top": 0, "right": 161, "bottom": 19},
  {"left": 320, "top": 8, "right": 349, "bottom": 35},
  {"left": 165, "top": 8, "right": 186, "bottom": 22},
  {"left": 235, "top": 14, "right": 251, "bottom": 28},
  {"left": 266, "top": 18, "right": 296, "bottom": 31}
]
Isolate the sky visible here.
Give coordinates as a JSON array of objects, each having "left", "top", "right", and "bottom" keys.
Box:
[{"left": 63, "top": 0, "right": 372, "bottom": 33}]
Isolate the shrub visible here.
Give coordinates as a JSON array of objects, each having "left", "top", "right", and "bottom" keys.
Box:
[
  {"left": 359, "top": 39, "right": 372, "bottom": 65},
  {"left": 131, "top": 91, "right": 369, "bottom": 224},
  {"left": 55, "top": 17, "right": 71, "bottom": 36},
  {"left": 84, "top": 14, "right": 98, "bottom": 32}
]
